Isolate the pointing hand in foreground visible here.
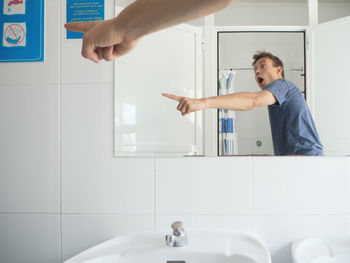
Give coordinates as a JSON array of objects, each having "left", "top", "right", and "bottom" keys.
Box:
[{"left": 64, "top": 20, "right": 139, "bottom": 63}]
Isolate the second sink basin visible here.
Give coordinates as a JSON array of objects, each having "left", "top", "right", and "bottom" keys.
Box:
[{"left": 292, "top": 234, "right": 350, "bottom": 263}]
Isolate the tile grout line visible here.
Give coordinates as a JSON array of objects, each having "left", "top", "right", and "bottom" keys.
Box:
[
  {"left": 59, "top": 0, "right": 63, "bottom": 262},
  {"left": 250, "top": 156, "right": 253, "bottom": 232},
  {"left": 154, "top": 157, "right": 157, "bottom": 232},
  {"left": 1, "top": 212, "right": 349, "bottom": 216},
  {"left": 0, "top": 212, "right": 62, "bottom": 215}
]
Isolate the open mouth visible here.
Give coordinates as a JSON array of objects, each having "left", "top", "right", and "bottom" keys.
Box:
[{"left": 258, "top": 77, "right": 264, "bottom": 84}]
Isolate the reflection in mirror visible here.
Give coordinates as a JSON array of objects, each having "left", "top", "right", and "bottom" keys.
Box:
[
  {"left": 218, "top": 31, "right": 306, "bottom": 156},
  {"left": 114, "top": 1, "right": 350, "bottom": 157},
  {"left": 311, "top": 16, "right": 350, "bottom": 156},
  {"left": 114, "top": 22, "right": 203, "bottom": 157}
]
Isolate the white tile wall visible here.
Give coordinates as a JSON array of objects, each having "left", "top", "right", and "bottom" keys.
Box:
[
  {"left": 61, "top": 156, "right": 154, "bottom": 213},
  {"left": 61, "top": 214, "right": 154, "bottom": 261},
  {"left": 253, "top": 157, "right": 350, "bottom": 215},
  {"left": 253, "top": 215, "right": 350, "bottom": 263},
  {"left": 1, "top": 1, "right": 350, "bottom": 262},
  {"left": 60, "top": 84, "right": 114, "bottom": 158},
  {"left": 155, "top": 157, "right": 252, "bottom": 214},
  {"left": 0, "top": 0, "right": 60, "bottom": 85},
  {"left": 155, "top": 215, "right": 251, "bottom": 232},
  {"left": 61, "top": 84, "right": 154, "bottom": 213},
  {"left": 0, "top": 84, "right": 60, "bottom": 213},
  {"left": 0, "top": 214, "right": 61, "bottom": 263}
]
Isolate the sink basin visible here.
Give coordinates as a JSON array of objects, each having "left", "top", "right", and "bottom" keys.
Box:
[
  {"left": 64, "top": 231, "right": 271, "bottom": 263},
  {"left": 292, "top": 234, "right": 350, "bottom": 263}
]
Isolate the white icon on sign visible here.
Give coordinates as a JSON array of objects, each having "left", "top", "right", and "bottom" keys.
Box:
[
  {"left": 3, "top": 0, "right": 26, "bottom": 15},
  {"left": 3, "top": 23, "right": 26, "bottom": 47}
]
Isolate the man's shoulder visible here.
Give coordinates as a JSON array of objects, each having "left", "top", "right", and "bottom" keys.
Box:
[
  {"left": 268, "top": 79, "right": 299, "bottom": 91},
  {"left": 263, "top": 79, "right": 287, "bottom": 92},
  {"left": 263, "top": 79, "right": 302, "bottom": 106},
  {"left": 273, "top": 78, "right": 293, "bottom": 86}
]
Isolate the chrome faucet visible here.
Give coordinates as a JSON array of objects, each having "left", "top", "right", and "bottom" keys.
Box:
[{"left": 165, "top": 221, "right": 188, "bottom": 247}]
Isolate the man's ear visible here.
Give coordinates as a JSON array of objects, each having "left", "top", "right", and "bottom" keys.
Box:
[{"left": 277, "top": 66, "right": 283, "bottom": 75}]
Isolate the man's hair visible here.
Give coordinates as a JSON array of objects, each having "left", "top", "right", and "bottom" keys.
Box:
[{"left": 252, "top": 51, "right": 285, "bottom": 78}]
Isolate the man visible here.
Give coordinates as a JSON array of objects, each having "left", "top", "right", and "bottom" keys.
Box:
[
  {"left": 163, "top": 51, "right": 324, "bottom": 156},
  {"left": 64, "top": 0, "right": 236, "bottom": 63}
]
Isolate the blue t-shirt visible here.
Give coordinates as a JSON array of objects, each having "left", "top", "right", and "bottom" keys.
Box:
[{"left": 263, "top": 79, "right": 323, "bottom": 156}]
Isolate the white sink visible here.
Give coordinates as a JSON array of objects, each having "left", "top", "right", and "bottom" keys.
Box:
[
  {"left": 64, "top": 231, "right": 271, "bottom": 263},
  {"left": 292, "top": 234, "right": 350, "bottom": 263}
]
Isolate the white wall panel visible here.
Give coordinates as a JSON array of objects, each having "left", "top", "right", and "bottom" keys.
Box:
[
  {"left": 155, "top": 215, "right": 251, "bottom": 232},
  {"left": 0, "top": 85, "right": 60, "bottom": 213},
  {"left": 61, "top": 156, "right": 155, "bottom": 213},
  {"left": 0, "top": 214, "right": 61, "bottom": 263},
  {"left": 61, "top": 84, "right": 154, "bottom": 213},
  {"left": 253, "top": 157, "right": 350, "bottom": 214},
  {"left": 156, "top": 157, "right": 252, "bottom": 214},
  {"left": 311, "top": 16, "right": 350, "bottom": 155}
]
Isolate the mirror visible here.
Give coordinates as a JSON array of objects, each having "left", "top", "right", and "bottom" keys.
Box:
[
  {"left": 114, "top": 22, "right": 203, "bottom": 157},
  {"left": 114, "top": 1, "right": 350, "bottom": 157}
]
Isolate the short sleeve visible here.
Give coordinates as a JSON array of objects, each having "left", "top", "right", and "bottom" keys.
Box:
[{"left": 263, "top": 79, "right": 289, "bottom": 106}]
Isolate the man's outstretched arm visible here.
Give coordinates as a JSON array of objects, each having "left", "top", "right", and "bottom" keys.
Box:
[
  {"left": 64, "top": 0, "right": 236, "bottom": 63},
  {"left": 114, "top": 0, "right": 236, "bottom": 41},
  {"left": 162, "top": 90, "right": 277, "bottom": 116}
]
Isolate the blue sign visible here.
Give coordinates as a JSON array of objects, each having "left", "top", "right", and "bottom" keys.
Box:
[
  {"left": 0, "top": 0, "right": 44, "bottom": 62},
  {"left": 66, "top": 0, "right": 104, "bottom": 39}
]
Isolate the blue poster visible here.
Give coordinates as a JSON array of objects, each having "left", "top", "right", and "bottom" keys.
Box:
[
  {"left": 66, "top": 0, "right": 104, "bottom": 39},
  {"left": 0, "top": 0, "right": 44, "bottom": 63}
]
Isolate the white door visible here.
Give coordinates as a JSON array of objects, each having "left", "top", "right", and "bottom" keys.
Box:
[
  {"left": 309, "top": 16, "right": 350, "bottom": 156},
  {"left": 114, "top": 20, "right": 203, "bottom": 156}
]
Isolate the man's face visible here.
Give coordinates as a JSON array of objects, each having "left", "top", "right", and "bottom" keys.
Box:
[{"left": 254, "top": 57, "right": 283, "bottom": 89}]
